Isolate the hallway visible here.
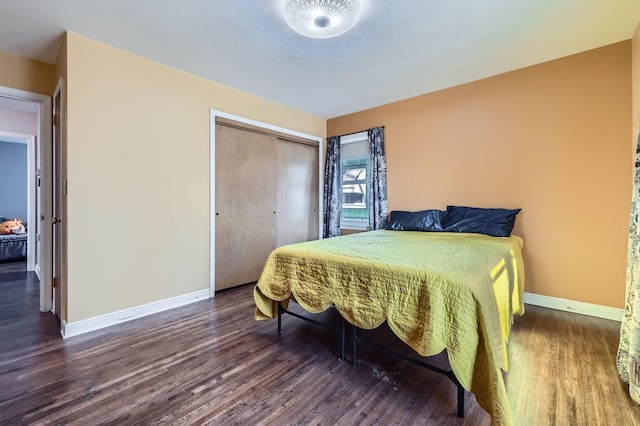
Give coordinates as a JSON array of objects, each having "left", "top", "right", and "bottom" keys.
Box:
[{"left": 0, "top": 260, "right": 60, "bottom": 349}]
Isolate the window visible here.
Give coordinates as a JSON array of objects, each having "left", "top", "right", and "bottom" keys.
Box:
[{"left": 340, "top": 132, "right": 369, "bottom": 230}]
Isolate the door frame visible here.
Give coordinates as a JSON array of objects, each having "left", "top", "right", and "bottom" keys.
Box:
[
  {"left": 0, "top": 131, "right": 36, "bottom": 271},
  {"left": 209, "top": 110, "right": 324, "bottom": 297},
  {"left": 0, "top": 85, "right": 53, "bottom": 312}
]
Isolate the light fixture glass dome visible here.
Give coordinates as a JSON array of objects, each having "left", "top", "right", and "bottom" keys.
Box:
[{"left": 283, "top": 0, "right": 362, "bottom": 39}]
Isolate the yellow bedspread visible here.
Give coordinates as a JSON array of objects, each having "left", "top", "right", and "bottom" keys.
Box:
[{"left": 254, "top": 230, "right": 524, "bottom": 425}]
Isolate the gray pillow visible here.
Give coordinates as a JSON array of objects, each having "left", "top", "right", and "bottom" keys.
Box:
[
  {"left": 385, "top": 209, "right": 447, "bottom": 232},
  {"left": 444, "top": 206, "right": 521, "bottom": 237}
]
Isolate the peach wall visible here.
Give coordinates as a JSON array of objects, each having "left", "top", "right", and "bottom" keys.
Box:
[
  {"left": 64, "top": 33, "right": 325, "bottom": 323},
  {"left": 0, "top": 50, "right": 56, "bottom": 95},
  {"left": 0, "top": 109, "right": 38, "bottom": 135},
  {"left": 328, "top": 42, "right": 632, "bottom": 309}
]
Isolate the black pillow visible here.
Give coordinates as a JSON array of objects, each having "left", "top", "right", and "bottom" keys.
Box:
[
  {"left": 444, "top": 206, "right": 521, "bottom": 237},
  {"left": 385, "top": 209, "right": 447, "bottom": 232}
]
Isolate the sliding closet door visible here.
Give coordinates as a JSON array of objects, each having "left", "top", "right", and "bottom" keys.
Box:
[
  {"left": 215, "top": 124, "right": 277, "bottom": 290},
  {"left": 275, "top": 139, "right": 319, "bottom": 247}
]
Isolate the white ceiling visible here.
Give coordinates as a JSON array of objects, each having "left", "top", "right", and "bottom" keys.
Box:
[{"left": 0, "top": 0, "right": 639, "bottom": 119}]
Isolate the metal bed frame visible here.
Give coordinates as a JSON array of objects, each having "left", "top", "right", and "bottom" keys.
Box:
[
  {"left": 276, "top": 301, "right": 465, "bottom": 418},
  {"left": 351, "top": 326, "right": 465, "bottom": 417},
  {"left": 277, "top": 301, "right": 346, "bottom": 361}
]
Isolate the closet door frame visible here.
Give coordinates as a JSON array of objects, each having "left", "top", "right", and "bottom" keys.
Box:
[{"left": 209, "top": 110, "right": 324, "bottom": 297}]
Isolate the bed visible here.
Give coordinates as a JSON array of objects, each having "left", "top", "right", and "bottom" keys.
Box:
[
  {"left": 0, "top": 233, "right": 27, "bottom": 262},
  {"left": 254, "top": 229, "right": 524, "bottom": 425}
]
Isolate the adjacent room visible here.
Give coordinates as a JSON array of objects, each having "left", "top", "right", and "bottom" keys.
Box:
[
  {"left": 0, "top": 139, "right": 28, "bottom": 262},
  {"left": 1, "top": 1, "right": 640, "bottom": 424}
]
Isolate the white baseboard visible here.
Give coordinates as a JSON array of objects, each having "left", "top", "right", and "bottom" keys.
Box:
[
  {"left": 61, "top": 289, "right": 210, "bottom": 339},
  {"left": 523, "top": 292, "right": 624, "bottom": 322}
]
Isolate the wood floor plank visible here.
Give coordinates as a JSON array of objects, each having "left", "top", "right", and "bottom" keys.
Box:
[{"left": 2, "top": 260, "right": 640, "bottom": 425}]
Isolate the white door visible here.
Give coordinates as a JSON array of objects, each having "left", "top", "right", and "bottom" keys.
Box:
[
  {"left": 34, "top": 168, "right": 42, "bottom": 277},
  {"left": 52, "top": 84, "right": 63, "bottom": 318}
]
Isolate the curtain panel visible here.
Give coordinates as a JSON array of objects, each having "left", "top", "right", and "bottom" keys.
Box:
[
  {"left": 619, "top": 126, "right": 640, "bottom": 405},
  {"left": 367, "top": 127, "right": 388, "bottom": 230},
  {"left": 323, "top": 136, "right": 342, "bottom": 238}
]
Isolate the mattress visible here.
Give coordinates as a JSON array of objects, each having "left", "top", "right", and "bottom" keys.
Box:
[
  {"left": 0, "top": 233, "right": 27, "bottom": 261},
  {"left": 254, "top": 230, "right": 525, "bottom": 425}
]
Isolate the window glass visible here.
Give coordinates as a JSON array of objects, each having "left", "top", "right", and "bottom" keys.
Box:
[
  {"left": 339, "top": 132, "right": 369, "bottom": 229},
  {"left": 341, "top": 155, "right": 368, "bottom": 225}
]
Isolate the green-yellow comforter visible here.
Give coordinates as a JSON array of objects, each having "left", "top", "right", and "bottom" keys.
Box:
[{"left": 254, "top": 230, "right": 525, "bottom": 425}]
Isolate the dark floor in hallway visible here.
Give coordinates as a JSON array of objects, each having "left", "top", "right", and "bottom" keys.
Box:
[{"left": 0, "top": 260, "right": 60, "bottom": 350}]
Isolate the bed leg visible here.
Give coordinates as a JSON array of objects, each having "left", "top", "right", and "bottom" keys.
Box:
[
  {"left": 277, "top": 302, "right": 283, "bottom": 335},
  {"left": 457, "top": 383, "right": 465, "bottom": 418},
  {"left": 351, "top": 326, "right": 357, "bottom": 367},
  {"left": 339, "top": 317, "right": 345, "bottom": 361}
]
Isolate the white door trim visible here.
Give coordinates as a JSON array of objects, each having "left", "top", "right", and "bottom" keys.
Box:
[
  {"left": 0, "top": 131, "right": 36, "bottom": 271},
  {"left": 209, "top": 110, "right": 325, "bottom": 298},
  {"left": 0, "top": 85, "right": 53, "bottom": 313}
]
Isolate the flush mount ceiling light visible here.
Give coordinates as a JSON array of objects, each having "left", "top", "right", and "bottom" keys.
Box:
[{"left": 283, "top": 0, "right": 363, "bottom": 39}]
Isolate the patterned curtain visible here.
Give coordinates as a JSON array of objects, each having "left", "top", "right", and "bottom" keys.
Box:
[
  {"left": 323, "top": 136, "right": 342, "bottom": 238},
  {"left": 367, "top": 127, "right": 388, "bottom": 230},
  {"left": 618, "top": 126, "right": 640, "bottom": 405}
]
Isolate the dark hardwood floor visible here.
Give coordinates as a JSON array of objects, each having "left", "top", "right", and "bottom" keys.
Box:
[
  {"left": 0, "top": 260, "right": 60, "bottom": 351},
  {"left": 1, "top": 260, "right": 639, "bottom": 425}
]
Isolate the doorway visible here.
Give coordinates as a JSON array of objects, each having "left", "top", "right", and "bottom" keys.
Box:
[
  {"left": 0, "top": 85, "right": 54, "bottom": 316},
  {"left": 0, "top": 131, "right": 36, "bottom": 269}
]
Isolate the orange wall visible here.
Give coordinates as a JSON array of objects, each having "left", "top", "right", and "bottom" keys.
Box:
[
  {"left": 328, "top": 42, "right": 632, "bottom": 309},
  {"left": 0, "top": 50, "right": 56, "bottom": 95}
]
